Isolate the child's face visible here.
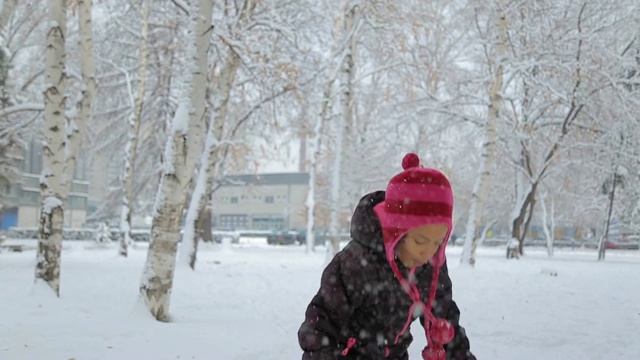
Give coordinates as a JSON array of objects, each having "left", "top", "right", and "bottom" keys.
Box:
[{"left": 395, "top": 224, "right": 449, "bottom": 268}]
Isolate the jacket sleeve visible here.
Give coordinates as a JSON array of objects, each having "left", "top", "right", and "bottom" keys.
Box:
[
  {"left": 298, "top": 251, "right": 367, "bottom": 360},
  {"left": 428, "top": 261, "right": 476, "bottom": 360}
]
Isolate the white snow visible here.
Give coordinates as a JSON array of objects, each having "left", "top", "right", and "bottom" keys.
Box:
[
  {"left": 160, "top": 100, "right": 191, "bottom": 176},
  {"left": 41, "top": 195, "right": 63, "bottom": 214},
  {"left": 1, "top": 240, "right": 639, "bottom": 360}
]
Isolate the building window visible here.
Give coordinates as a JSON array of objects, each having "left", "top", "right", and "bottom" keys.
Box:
[
  {"left": 69, "top": 196, "right": 87, "bottom": 210},
  {"left": 230, "top": 196, "right": 238, "bottom": 204},
  {"left": 0, "top": 179, "right": 9, "bottom": 195},
  {"left": 20, "top": 190, "right": 40, "bottom": 206},
  {"left": 265, "top": 196, "right": 274, "bottom": 204},
  {"left": 251, "top": 216, "right": 285, "bottom": 230},
  {"left": 74, "top": 152, "right": 88, "bottom": 181},
  {"left": 26, "top": 139, "right": 43, "bottom": 174},
  {"left": 218, "top": 214, "right": 247, "bottom": 229}
]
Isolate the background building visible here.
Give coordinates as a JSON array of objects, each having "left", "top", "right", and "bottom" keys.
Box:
[
  {"left": 0, "top": 139, "right": 89, "bottom": 230},
  {"left": 211, "top": 172, "right": 310, "bottom": 231}
]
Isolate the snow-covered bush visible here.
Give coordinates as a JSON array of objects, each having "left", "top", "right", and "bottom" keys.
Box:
[{"left": 95, "top": 222, "right": 112, "bottom": 244}]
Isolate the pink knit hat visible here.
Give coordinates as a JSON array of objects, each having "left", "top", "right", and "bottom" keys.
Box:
[
  {"left": 373, "top": 153, "right": 455, "bottom": 360},
  {"left": 374, "top": 152, "right": 454, "bottom": 266}
]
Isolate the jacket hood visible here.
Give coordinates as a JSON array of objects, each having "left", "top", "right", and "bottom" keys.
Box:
[{"left": 350, "top": 191, "right": 386, "bottom": 255}]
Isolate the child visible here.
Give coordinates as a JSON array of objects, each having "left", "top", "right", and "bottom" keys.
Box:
[{"left": 298, "top": 153, "right": 475, "bottom": 360}]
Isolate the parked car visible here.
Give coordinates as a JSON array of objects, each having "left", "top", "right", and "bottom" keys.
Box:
[
  {"left": 581, "top": 239, "right": 599, "bottom": 249},
  {"left": 266, "top": 230, "right": 300, "bottom": 245},
  {"left": 304, "top": 232, "right": 351, "bottom": 245},
  {"left": 605, "top": 236, "right": 640, "bottom": 250},
  {"left": 554, "top": 238, "right": 580, "bottom": 248},
  {"left": 212, "top": 229, "right": 240, "bottom": 244},
  {"left": 483, "top": 237, "right": 509, "bottom": 247},
  {"left": 523, "top": 238, "right": 546, "bottom": 247},
  {"left": 294, "top": 231, "right": 328, "bottom": 246}
]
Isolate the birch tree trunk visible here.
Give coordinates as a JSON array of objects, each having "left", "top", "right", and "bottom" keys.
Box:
[
  {"left": 35, "top": 0, "right": 67, "bottom": 297},
  {"left": 64, "top": 0, "right": 96, "bottom": 197},
  {"left": 177, "top": 0, "right": 215, "bottom": 269},
  {"left": 183, "top": 0, "right": 212, "bottom": 188},
  {"left": 460, "top": 0, "right": 505, "bottom": 267},
  {"left": 139, "top": 1, "right": 207, "bottom": 320},
  {"left": 304, "top": 89, "right": 328, "bottom": 253},
  {"left": 540, "top": 192, "right": 555, "bottom": 257},
  {"left": 328, "top": 2, "right": 357, "bottom": 257},
  {"left": 139, "top": 101, "right": 190, "bottom": 321},
  {"left": 181, "top": 53, "right": 239, "bottom": 270},
  {"left": 120, "top": 0, "right": 150, "bottom": 257},
  {"left": 327, "top": 115, "right": 345, "bottom": 257}
]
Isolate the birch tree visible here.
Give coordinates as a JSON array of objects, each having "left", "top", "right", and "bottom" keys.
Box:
[
  {"left": 304, "top": 94, "right": 325, "bottom": 253},
  {"left": 35, "top": 0, "right": 67, "bottom": 296},
  {"left": 540, "top": 192, "right": 556, "bottom": 256},
  {"left": 34, "top": 0, "right": 96, "bottom": 295},
  {"left": 327, "top": 0, "right": 358, "bottom": 257},
  {"left": 183, "top": 0, "right": 307, "bottom": 267},
  {"left": 119, "top": 0, "right": 150, "bottom": 257},
  {"left": 461, "top": 0, "right": 506, "bottom": 266},
  {"left": 63, "top": 0, "right": 96, "bottom": 196},
  {"left": 176, "top": 0, "right": 220, "bottom": 269},
  {"left": 139, "top": 0, "right": 207, "bottom": 320},
  {"left": 181, "top": 54, "right": 239, "bottom": 269},
  {"left": 87, "top": 1, "right": 184, "bottom": 226}
]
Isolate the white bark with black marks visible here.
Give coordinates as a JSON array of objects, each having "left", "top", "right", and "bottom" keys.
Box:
[
  {"left": 63, "top": 0, "right": 95, "bottom": 196},
  {"left": 178, "top": 0, "right": 215, "bottom": 270},
  {"left": 139, "top": 0, "right": 207, "bottom": 320},
  {"left": 35, "top": 0, "right": 67, "bottom": 297},
  {"left": 182, "top": 52, "right": 239, "bottom": 270}
]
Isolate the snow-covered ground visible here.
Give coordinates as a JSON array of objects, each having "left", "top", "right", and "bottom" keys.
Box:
[{"left": 1, "top": 239, "right": 639, "bottom": 360}]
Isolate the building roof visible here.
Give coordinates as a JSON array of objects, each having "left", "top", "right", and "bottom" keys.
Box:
[{"left": 221, "top": 172, "right": 310, "bottom": 187}]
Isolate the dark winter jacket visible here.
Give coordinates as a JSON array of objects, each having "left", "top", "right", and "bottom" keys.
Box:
[{"left": 298, "top": 191, "right": 475, "bottom": 360}]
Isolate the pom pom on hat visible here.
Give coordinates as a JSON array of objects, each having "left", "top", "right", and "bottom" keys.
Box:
[{"left": 402, "top": 152, "right": 420, "bottom": 170}]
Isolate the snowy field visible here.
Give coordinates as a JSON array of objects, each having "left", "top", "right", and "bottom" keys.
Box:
[{"left": 1, "top": 238, "right": 639, "bottom": 360}]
